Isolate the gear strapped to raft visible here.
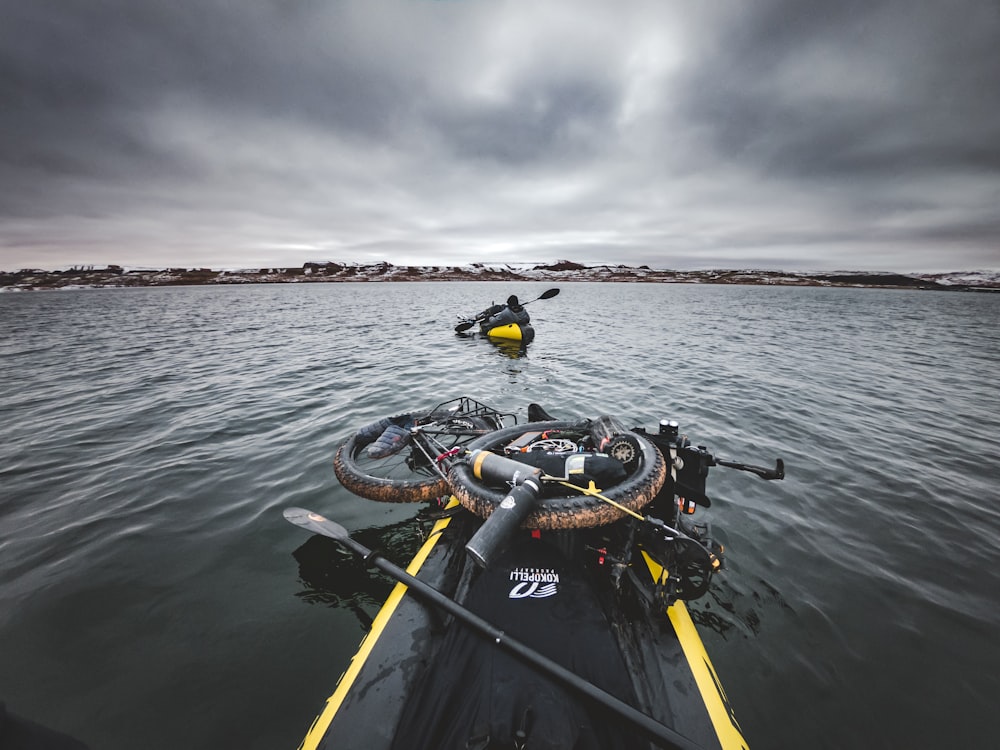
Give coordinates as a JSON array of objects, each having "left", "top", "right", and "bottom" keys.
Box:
[{"left": 334, "top": 400, "right": 780, "bottom": 605}]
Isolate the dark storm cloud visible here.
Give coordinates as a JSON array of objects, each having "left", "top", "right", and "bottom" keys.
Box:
[
  {"left": 673, "top": 0, "right": 1000, "bottom": 182},
  {"left": 0, "top": 2, "right": 406, "bottom": 179},
  {"left": 430, "top": 76, "right": 619, "bottom": 166},
  {"left": 0, "top": 0, "right": 998, "bottom": 272}
]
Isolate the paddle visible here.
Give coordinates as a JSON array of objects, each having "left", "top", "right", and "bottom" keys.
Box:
[
  {"left": 454, "top": 288, "right": 560, "bottom": 332},
  {"left": 283, "top": 506, "right": 705, "bottom": 750},
  {"left": 527, "top": 287, "right": 560, "bottom": 303}
]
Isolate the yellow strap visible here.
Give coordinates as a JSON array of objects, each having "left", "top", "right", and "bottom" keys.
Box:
[
  {"left": 298, "top": 499, "right": 460, "bottom": 750},
  {"left": 553, "top": 479, "right": 645, "bottom": 521}
]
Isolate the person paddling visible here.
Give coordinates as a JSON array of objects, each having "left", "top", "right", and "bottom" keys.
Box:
[
  {"left": 454, "top": 288, "right": 559, "bottom": 345},
  {"left": 476, "top": 295, "right": 529, "bottom": 332}
]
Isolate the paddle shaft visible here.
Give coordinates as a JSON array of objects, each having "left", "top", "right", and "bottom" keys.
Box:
[
  {"left": 333, "top": 530, "right": 703, "bottom": 750},
  {"left": 522, "top": 287, "right": 559, "bottom": 305}
]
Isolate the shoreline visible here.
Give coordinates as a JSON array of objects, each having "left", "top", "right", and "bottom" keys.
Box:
[{"left": 3, "top": 261, "right": 998, "bottom": 292}]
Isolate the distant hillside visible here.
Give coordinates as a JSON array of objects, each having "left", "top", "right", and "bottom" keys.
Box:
[{"left": 3, "top": 261, "right": 999, "bottom": 291}]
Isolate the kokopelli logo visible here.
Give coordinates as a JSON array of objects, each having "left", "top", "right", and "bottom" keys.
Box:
[{"left": 508, "top": 567, "right": 559, "bottom": 599}]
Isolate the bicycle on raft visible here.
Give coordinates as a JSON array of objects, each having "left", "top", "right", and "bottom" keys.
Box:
[{"left": 332, "top": 395, "right": 784, "bottom": 599}]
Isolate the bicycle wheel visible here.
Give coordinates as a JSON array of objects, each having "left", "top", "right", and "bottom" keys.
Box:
[
  {"left": 448, "top": 420, "right": 666, "bottom": 530},
  {"left": 334, "top": 412, "right": 501, "bottom": 503}
]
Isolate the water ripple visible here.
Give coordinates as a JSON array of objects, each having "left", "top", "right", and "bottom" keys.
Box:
[{"left": 1, "top": 283, "right": 998, "bottom": 749}]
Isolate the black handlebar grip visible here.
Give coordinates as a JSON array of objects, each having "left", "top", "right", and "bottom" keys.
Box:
[{"left": 465, "top": 479, "right": 541, "bottom": 568}]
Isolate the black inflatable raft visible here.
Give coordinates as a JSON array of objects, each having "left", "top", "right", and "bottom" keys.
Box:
[
  {"left": 287, "top": 400, "right": 784, "bottom": 749},
  {"left": 290, "top": 504, "right": 748, "bottom": 750}
]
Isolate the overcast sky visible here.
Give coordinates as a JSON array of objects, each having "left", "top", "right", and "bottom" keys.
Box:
[{"left": 2, "top": 0, "right": 998, "bottom": 273}]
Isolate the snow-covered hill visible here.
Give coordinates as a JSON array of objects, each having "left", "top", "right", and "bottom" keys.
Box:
[{"left": 3, "top": 261, "right": 999, "bottom": 291}]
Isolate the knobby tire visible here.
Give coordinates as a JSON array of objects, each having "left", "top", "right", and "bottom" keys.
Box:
[
  {"left": 448, "top": 420, "right": 667, "bottom": 530},
  {"left": 334, "top": 413, "right": 501, "bottom": 503}
]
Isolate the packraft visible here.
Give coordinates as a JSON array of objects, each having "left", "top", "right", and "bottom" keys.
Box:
[{"left": 285, "top": 398, "right": 785, "bottom": 750}]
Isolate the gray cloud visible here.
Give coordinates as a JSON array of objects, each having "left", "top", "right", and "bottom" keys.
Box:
[{"left": 1, "top": 0, "right": 998, "bottom": 272}]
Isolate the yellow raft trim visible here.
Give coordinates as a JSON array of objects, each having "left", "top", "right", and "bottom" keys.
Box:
[
  {"left": 485, "top": 323, "right": 523, "bottom": 341},
  {"left": 297, "top": 509, "right": 747, "bottom": 750},
  {"left": 298, "top": 500, "right": 459, "bottom": 750},
  {"left": 640, "top": 550, "right": 750, "bottom": 750}
]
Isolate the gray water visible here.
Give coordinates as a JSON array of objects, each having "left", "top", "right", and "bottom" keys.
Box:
[{"left": 1, "top": 282, "right": 998, "bottom": 749}]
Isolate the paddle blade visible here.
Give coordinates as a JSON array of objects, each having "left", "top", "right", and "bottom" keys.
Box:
[
  {"left": 539, "top": 288, "right": 560, "bottom": 300},
  {"left": 455, "top": 321, "right": 475, "bottom": 332},
  {"left": 283, "top": 507, "right": 350, "bottom": 542}
]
